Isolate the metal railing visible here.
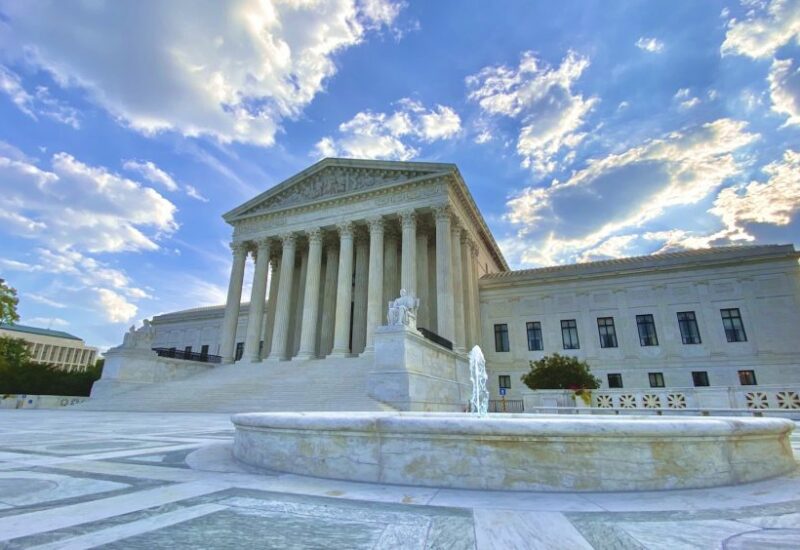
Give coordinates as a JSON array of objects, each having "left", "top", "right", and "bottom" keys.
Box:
[
  {"left": 417, "top": 327, "right": 453, "bottom": 350},
  {"left": 152, "top": 348, "right": 222, "bottom": 364},
  {"left": 488, "top": 399, "right": 524, "bottom": 413}
]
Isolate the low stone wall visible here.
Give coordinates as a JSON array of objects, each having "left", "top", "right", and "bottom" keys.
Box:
[
  {"left": 522, "top": 385, "right": 800, "bottom": 418},
  {"left": 368, "top": 325, "right": 470, "bottom": 411},
  {"left": 232, "top": 412, "right": 797, "bottom": 491},
  {"left": 90, "top": 347, "right": 214, "bottom": 399},
  {"left": 0, "top": 394, "right": 88, "bottom": 409}
]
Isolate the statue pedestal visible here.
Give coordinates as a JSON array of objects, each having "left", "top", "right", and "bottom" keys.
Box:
[
  {"left": 90, "top": 346, "right": 214, "bottom": 399},
  {"left": 367, "top": 325, "right": 469, "bottom": 412}
]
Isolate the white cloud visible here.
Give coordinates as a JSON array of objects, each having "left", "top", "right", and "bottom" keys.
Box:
[
  {"left": 767, "top": 57, "right": 800, "bottom": 125},
  {"left": 577, "top": 234, "right": 639, "bottom": 262},
  {"left": 721, "top": 0, "right": 800, "bottom": 126},
  {"left": 25, "top": 292, "right": 67, "bottom": 308},
  {"left": 185, "top": 184, "right": 209, "bottom": 202},
  {"left": 673, "top": 89, "right": 701, "bottom": 109},
  {"left": 721, "top": 0, "right": 800, "bottom": 59},
  {"left": 314, "top": 98, "right": 461, "bottom": 160},
  {"left": 0, "top": 152, "right": 178, "bottom": 253},
  {"left": 502, "top": 118, "right": 759, "bottom": 266},
  {"left": 122, "top": 160, "right": 179, "bottom": 192},
  {"left": 710, "top": 149, "right": 800, "bottom": 239},
  {"left": 635, "top": 37, "right": 665, "bottom": 53},
  {"left": 0, "top": 65, "right": 79, "bottom": 128},
  {"left": 0, "top": 0, "right": 405, "bottom": 146},
  {"left": 96, "top": 288, "right": 138, "bottom": 323},
  {"left": 466, "top": 50, "right": 598, "bottom": 174}
]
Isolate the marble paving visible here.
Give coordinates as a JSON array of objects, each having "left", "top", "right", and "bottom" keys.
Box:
[{"left": 1, "top": 411, "right": 800, "bottom": 549}]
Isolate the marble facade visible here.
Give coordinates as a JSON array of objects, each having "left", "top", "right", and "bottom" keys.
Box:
[
  {"left": 92, "top": 158, "right": 800, "bottom": 411},
  {"left": 217, "top": 158, "right": 504, "bottom": 364}
]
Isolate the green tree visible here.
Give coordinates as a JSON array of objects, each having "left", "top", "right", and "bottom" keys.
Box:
[
  {"left": 0, "top": 279, "right": 20, "bottom": 325},
  {"left": 520, "top": 353, "right": 600, "bottom": 391}
]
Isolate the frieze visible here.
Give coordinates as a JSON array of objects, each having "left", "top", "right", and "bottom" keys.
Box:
[
  {"left": 241, "top": 166, "right": 437, "bottom": 217},
  {"left": 374, "top": 184, "right": 443, "bottom": 206}
]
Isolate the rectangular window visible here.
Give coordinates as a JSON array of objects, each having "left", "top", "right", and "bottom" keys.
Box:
[
  {"left": 636, "top": 314, "right": 659, "bottom": 346},
  {"left": 738, "top": 370, "right": 757, "bottom": 386},
  {"left": 692, "top": 371, "right": 710, "bottom": 387},
  {"left": 607, "top": 373, "right": 623, "bottom": 388},
  {"left": 721, "top": 308, "right": 747, "bottom": 342},
  {"left": 561, "top": 319, "right": 580, "bottom": 349},
  {"left": 494, "top": 324, "right": 510, "bottom": 352},
  {"left": 677, "top": 311, "right": 702, "bottom": 344},
  {"left": 235, "top": 342, "right": 244, "bottom": 361},
  {"left": 526, "top": 321, "right": 543, "bottom": 351},
  {"left": 498, "top": 375, "right": 511, "bottom": 389},
  {"left": 184, "top": 346, "right": 192, "bottom": 355},
  {"left": 200, "top": 344, "right": 209, "bottom": 358},
  {"left": 597, "top": 317, "right": 618, "bottom": 348},
  {"left": 648, "top": 372, "right": 665, "bottom": 388}
]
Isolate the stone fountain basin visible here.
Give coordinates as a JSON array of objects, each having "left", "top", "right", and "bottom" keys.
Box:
[{"left": 231, "top": 412, "right": 796, "bottom": 492}]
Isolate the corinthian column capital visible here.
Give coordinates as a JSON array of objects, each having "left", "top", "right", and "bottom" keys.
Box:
[
  {"left": 366, "top": 216, "right": 385, "bottom": 233},
  {"left": 230, "top": 241, "right": 248, "bottom": 257},
  {"left": 432, "top": 204, "right": 452, "bottom": 222},
  {"left": 306, "top": 227, "right": 322, "bottom": 244},
  {"left": 280, "top": 233, "right": 296, "bottom": 248},
  {"left": 398, "top": 208, "right": 417, "bottom": 228},
  {"left": 336, "top": 221, "right": 354, "bottom": 238}
]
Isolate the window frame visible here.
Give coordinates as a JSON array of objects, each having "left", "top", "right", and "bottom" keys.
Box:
[
  {"left": 607, "top": 373, "right": 623, "bottom": 388},
  {"left": 498, "top": 375, "right": 511, "bottom": 389},
  {"left": 692, "top": 371, "right": 710, "bottom": 387},
  {"left": 677, "top": 311, "right": 702, "bottom": 345},
  {"left": 636, "top": 314, "right": 659, "bottom": 347},
  {"left": 526, "top": 321, "right": 543, "bottom": 351},
  {"left": 494, "top": 323, "right": 510, "bottom": 353},
  {"left": 596, "top": 317, "right": 618, "bottom": 348},
  {"left": 560, "top": 319, "right": 580, "bottom": 350},
  {"left": 721, "top": 308, "right": 748, "bottom": 342},
  {"left": 738, "top": 369, "right": 757, "bottom": 386},
  {"left": 648, "top": 372, "right": 665, "bottom": 388}
]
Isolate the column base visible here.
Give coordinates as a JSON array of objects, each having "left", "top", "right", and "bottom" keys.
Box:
[
  {"left": 263, "top": 355, "right": 288, "bottom": 363},
  {"left": 293, "top": 352, "right": 317, "bottom": 360},
  {"left": 327, "top": 350, "right": 354, "bottom": 358},
  {"left": 221, "top": 356, "right": 235, "bottom": 365}
]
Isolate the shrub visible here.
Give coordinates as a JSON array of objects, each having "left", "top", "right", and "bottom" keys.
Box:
[{"left": 520, "top": 353, "right": 600, "bottom": 391}]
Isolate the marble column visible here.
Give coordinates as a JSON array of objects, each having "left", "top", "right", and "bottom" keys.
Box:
[
  {"left": 220, "top": 242, "right": 248, "bottom": 363},
  {"left": 262, "top": 256, "right": 280, "bottom": 358},
  {"left": 290, "top": 245, "right": 309, "bottom": 357},
  {"left": 399, "top": 209, "right": 416, "bottom": 295},
  {"left": 319, "top": 243, "right": 339, "bottom": 356},
  {"left": 364, "top": 217, "right": 384, "bottom": 353},
  {"left": 416, "top": 231, "right": 430, "bottom": 329},
  {"left": 351, "top": 232, "right": 370, "bottom": 354},
  {"left": 244, "top": 238, "right": 271, "bottom": 362},
  {"left": 331, "top": 222, "right": 354, "bottom": 356},
  {"left": 451, "top": 223, "right": 466, "bottom": 352},
  {"left": 428, "top": 238, "right": 438, "bottom": 330},
  {"left": 267, "top": 234, "right": 296, "bottom": 361},
  {"left": 461, "top": 235, "right": 476, "bottom": 349},
  {"left": 296, "top": 228, "right": 323, "bottom": 359},
  {"left": 383, "top": 229, "right": 399, "bottom": 307},
  {"left": 434, "top": 205, "right": 455, "bottom": 342},
  {"left": 468, "top": 240, "right": 482, "bottom": 348}
]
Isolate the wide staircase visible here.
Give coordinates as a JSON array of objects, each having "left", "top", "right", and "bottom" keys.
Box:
[{"left": 78, "top": 355, "right": 394, "bottom": 413}]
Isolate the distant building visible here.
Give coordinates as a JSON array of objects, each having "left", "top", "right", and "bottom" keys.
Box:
[{"left": 0, "top": 323, "right": 98, "bottom": 372}]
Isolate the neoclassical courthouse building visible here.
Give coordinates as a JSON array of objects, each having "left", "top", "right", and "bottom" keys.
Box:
[{"left": 94, "top": 158, "right": 800, "bottom": 412}]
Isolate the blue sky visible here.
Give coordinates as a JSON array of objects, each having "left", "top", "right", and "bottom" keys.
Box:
[{"left": 0, "top": 0, "right": 798, "bottom": 349}]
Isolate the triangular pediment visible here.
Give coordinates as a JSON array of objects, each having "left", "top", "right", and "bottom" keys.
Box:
[{"left": 224, "top": 158, "right": 453, "bottom": 221}]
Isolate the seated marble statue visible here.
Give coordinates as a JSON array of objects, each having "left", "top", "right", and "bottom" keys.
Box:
[
  {"left": 387, "top": 289, "right": 419, "bottom": 329},
  {"left": 121, "top": 319, "right": 155, "bottom": 349}
]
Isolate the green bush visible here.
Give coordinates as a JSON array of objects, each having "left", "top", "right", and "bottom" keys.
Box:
[
  {"left": 0, "top": 336, "right": 103, "bottom": 396},
  {"left": 520, "top": 353, "right": 600, "bottom": 391}
]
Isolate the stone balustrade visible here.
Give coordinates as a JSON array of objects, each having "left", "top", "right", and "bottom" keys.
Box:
[{"left": 522, "top": 384, "right": 800, "bottom": 415}]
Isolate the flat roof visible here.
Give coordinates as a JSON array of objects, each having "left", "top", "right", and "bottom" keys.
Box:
[{"left": 0, "top": 323, "right": 83, "bottom": 341}]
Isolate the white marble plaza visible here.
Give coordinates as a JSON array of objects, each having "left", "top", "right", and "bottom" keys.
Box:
[{"left": 3, "top": 409, "right": 800, "bottom": 549}]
